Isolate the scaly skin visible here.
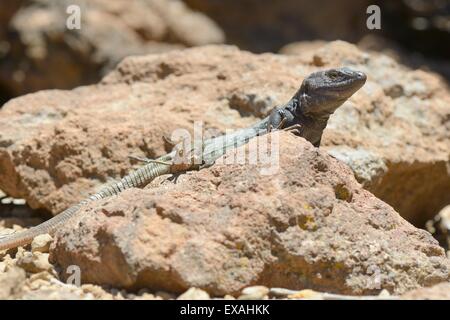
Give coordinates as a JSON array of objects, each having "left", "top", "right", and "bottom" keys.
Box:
[
  {"left": 0, "top": 154, "right": 175, "bottom": 250},
  {"left": 0, "top": 67, "right": 366, "bottom": 251},
  {"left": 266, "top": 67, "right": 367, "bottom": 146}
]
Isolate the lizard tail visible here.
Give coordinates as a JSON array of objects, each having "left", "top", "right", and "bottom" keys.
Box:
[
  {"left": 0, "top": 161, "right": 172, "bottom": 251},
  {"left": 0, "top": 200, "right": 87, "bottom": 251}
]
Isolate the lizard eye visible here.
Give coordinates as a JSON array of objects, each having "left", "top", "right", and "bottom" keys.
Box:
[{"left": 328, "top": 70, "right": 339, "bottom": 79}]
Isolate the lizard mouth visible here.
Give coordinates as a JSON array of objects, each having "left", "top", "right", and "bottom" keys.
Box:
[{"left": 328, "top": 73, "right": 367, "bottom": 95}]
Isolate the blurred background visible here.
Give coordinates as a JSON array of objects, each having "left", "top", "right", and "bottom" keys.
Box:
[{"left": 0, "top": 0, "right": 449, "bottom": 106}]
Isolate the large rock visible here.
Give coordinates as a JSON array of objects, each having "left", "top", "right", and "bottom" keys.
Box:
[
  {"left": 0, "top": 0, "right": 224, "bottom": 101},
  {"left": 0, "top": 43, "right": 448, "bottom": 227},
  {"left": 50, "top": 132, "right": 450, "bottom": 296}
]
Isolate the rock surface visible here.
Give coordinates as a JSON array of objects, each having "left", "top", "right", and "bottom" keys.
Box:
[
  {"left": 50, "top": 132, "right": 450, "bottom": 296},
  {"left": 0, "top": 43, "right": 448, "bottom": 227},
  {"left": 0, "top": 248, "right": 167, "bottom": 300},
  {"left": 0, "top": 0, "right": 224, "bottom": 101},
  {"left": 401, "top": 282, "right": 450, "bottom": 300}
]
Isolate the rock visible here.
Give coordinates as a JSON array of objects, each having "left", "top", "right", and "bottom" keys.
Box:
[
  {"left": 0, "top": 0, "right": 224, "bottom": 100},
  {"left": 285, "top": 289, "right": 323, "bottom": 300},
  {"left": 280, "top": 41, "right": 450, "bottom": 225},
  {"left": 155, "top": 291, "right": 176, "bottom": 300},
  {"left": 177, "top": 287, "right": 210, "bottom": 300},
  {"left": 0, "top": 266, "right": 26, "bottom": 299},
  {"left": 135, "top": 293, "right": 161, "bottom": 300},
  {"left": 50, "top": 132, "right": 450, "bottom": 296},
  {"left": 238, "top": 286, "right": 269, "bottom": 300},
  {"left": 12, "top": 198, "right": 26, "bottom": 205},
  {"left": 280, "top": 41, "right": 328, "bottom": 56},
  {"left": 0, "top": 248, "right": 138, "bottom": 299},
  {"left": 20, "top": 288, "right": 87, "bottom": 300},
  {"left": 1, "top": 42, "right": 449, "bottom": 225},
  {"left": 401, "top": 282, "right": 450, "bottom": 300},
  {"left": 81, "top": 284, "right": 114, "bottom": 300},
  {"left": 31, "top": 234, "right": 54, "bottom": 253},
  {"left": 16, "top": 251, "right": 53, "bottom": 273}
]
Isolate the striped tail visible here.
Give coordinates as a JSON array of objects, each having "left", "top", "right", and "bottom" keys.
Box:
[
  {"left": 0, "top": 161, "right": 171, "bottom": 251},
  {"left": 0, "top": 200, "right": 87, "bottom": 251}
]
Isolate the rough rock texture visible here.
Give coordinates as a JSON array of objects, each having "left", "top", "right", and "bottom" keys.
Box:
[
  {"left": 401, "top": 282, "right": 450, "bottom": 300},
  {"left": 0, "top": 266, "right": 26, "bottom": 299},
  {"left": 0, "top": 43, "right": 448, "bottom": 227},
  {"left": 0, "top": 0, "right": 224, "bottom": 102},
  {"left": 50, "top": 132, "right": 450, "bottom": 296},
  {"left": 0, "top": 246, "right": 165, "bottom": 300},
  {"left": 281, "top": 41, "right": 450, "bottom": 226}
]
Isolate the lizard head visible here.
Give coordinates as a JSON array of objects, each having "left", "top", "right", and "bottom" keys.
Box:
[{"left": 297, "top": 67, "right": 366, "bottom": 119}]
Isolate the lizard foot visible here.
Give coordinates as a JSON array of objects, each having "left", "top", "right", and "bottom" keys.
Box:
[
  {"left": 283, "top": 124, "right": 302, "bottom": 136},
  {"left": 276, "top": 117, "right": 288, "bottom": 130},
  {"left": 267, "top": 112, "right": 287, "bottom": 132}
]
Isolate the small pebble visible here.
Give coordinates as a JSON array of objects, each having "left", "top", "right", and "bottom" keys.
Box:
[
  {"left": 287, "top": 289, "right": 322, "bottom": 299},
  {"left": 29, "top": 271, "right": 53, "bottom": 282},
  {"left": 135, "top": 293, "right": 160, "bottom": 300},
  {"left": 31, "top": 234, "right": 54, "bottom": 253},
  {"left": 238, "top": 286, "right": 269, "bottom": 300},
  {"left": 16, "top": 252, "right": 53, "bottom": 273},
  {"left": 177, "top": 287, "right": 210, "bottom": 300},
  {"left": 1, "top": 197, "right": 13, "bottom": 204},
  {"left": 12, "top": 198, "right": 26, "bottom": 205},
  {"left": 82, "top": 284, "right": 113, "bottom": 300},
  {"left": 378, "top": 289, "right": 391, "bottom": 297}
]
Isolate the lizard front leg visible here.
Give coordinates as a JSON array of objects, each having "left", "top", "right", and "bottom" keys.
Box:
[{"left": 267, "top": 108, "right": 289, "bottom": 132}]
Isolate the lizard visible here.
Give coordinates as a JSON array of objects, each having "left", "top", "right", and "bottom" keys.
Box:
[{"left": 0, "top": 67, "right": 366, "bottom": 251}]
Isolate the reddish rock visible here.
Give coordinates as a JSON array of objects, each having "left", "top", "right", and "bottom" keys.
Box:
[{"left": 51, "top": 132, "right": 450, "bottom": 296}]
